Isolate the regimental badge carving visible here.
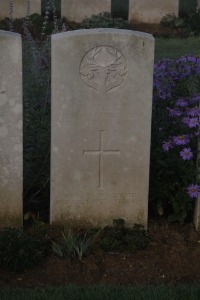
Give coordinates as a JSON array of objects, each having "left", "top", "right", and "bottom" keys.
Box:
[{"left": 80, "top": 46, "right": 127, "bottom": 93}]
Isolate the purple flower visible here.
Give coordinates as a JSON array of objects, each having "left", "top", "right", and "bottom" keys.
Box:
[
  {"left": 187, "top": 118, "right": 199, "bottom": 128},
  {"left": 182, "top": 117, "right": 190, "bottom": 125},
  {"left": 177, "top": 57, "right": 187, "bottom": 63},
  {"left": 168, "top": 107, "right": 182, "bottom": 117},
  {"left": 175, "top": 98, "right": 188, "bottom": 107},
  {"left": 180, "top": 148, "right": 193, "bottom": 160},
  {"left": 187, "top": 184, "right": 200, "bottom": 198},
  {"left": 186, "top": 108, "right": 200, "bottom": 117},
  {"left": 190, "top": 95, "right": 200, "bottom": 104},
  {"left": 158, "top": 91, "right": 168, "bottom": 100},
  {"left": 195, "top": 131, "right": 200, "bottom": 136},
  {"left": 187, "top": 56, "right": 196, "bottom": 63},
  {"left": 173, "top": 135, "right": 190, "bottom": 145},
  {"left": 162, "top": 140, "right": 173, "bottom": 151}
]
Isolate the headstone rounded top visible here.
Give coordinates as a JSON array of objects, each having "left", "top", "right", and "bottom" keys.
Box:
[
  {"left": 0, "top": 30, "right": 21, "bottom": 37},
  {"left": 52, "top": 28, "right": 154, "bottom": 41}
]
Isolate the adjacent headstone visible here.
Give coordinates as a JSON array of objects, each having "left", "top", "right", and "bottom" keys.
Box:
[
  {"left": 194, "top": 140, "right": 200, "bottom": 231},
  {"left": 61, "top": 0, "right": 111, "bottom": 23},
  {"left": 129, "top": 0, "right": 179, "bottom": 24},
  {"left": 0, "top": 0, "right": 41, "bottom": 20},
  {"left": 194, "top": 199, "right": 200, "bottom": 231},
  {"left": 51, "top": 29, "right": 154, "bottom": 228},
  {"left": 197, "top": 0, "right": 200, "bottom": 11},
  {"left": 0, "top": 30, "right": 23, "bottom": 227}
]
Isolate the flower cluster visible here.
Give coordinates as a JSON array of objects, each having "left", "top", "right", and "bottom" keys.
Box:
[
  {"left": 187, "top": 184, "right": 200, "bottom": 198},
  {"left": 154, "top": 55, "right": 200, "bottom": 101},
  {"left": 153, "top": 54, "right": 200, "bottom": 199}
]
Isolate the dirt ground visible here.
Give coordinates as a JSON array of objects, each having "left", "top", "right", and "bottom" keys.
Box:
[{"left": 1, "top": 220, "right": 200, "bottom": 287}]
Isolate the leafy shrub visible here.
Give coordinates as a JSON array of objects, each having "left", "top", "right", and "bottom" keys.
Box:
[
  {"left": 150, "top": 54, "right": 200, "bottom": 222},
  {"left": 80, "top": 12, "right": 128, "bottom": 29},
  {"left": 160, "top": 9, "right": 200, "bottom": 37},
  {"left": 100, "top": 219, "right": 151, "bottom": 253},
  {"left": 185, "top": 10, "right": 200, "bottom": 36},
  {"left": 160, "top": 14, "right": 185, "bottom": 29},
  {"left": 0, "top": 228, "right": 46, "bottom": 272}
]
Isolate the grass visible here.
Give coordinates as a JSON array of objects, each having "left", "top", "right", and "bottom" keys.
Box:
[
  {"left": 1, "top": 285, "right": 200, "bottom": 299},
  {"left": 155, "top": 37, "right": 200, "bottom": 61}
]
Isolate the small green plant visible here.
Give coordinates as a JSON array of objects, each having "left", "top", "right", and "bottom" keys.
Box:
[
  {"left": 80, "top": 12, "right": 128, "bottom": 29},
  {"left": 0, "top": 228, "right": 46, "bottom": 272},
  {"left": 100, "top": 219, "right": 151, "bottom": 253},
  {"left": 24, "top": 212, "right": 46, "bottom": 234},
  {"left": 52, "top": 228, "right": 100, "bottom": 261}
]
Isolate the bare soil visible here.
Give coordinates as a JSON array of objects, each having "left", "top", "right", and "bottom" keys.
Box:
[{"left": 1, "top": 220, "right": 200, "bottom": 288}]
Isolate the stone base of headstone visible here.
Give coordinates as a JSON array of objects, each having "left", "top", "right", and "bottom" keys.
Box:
[{"left": 0, "top": 30, "right": 23, "bottom": 227}]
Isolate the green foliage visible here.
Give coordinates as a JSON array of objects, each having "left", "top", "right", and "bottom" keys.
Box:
[
  {"left": 185, "top": 10, "right": 200, "bottom": 36},
  {"left": 160, "top": 14, "right": 185, "bottom": 29},
  {"left": 80, "top": 12, "right": 128, "bottom": 29},
  {"left": 150, "top": 56, "right": 200, "bottom": 222},
  {"left": 0, "top": 18, "right": 9, "bottom": 31},
  {"left": 150, "top": 101, "right": 192, "bottom": 221},
  {"left": 42, "top": 0, "right": 61, "bottom": 18},
  {"left": 179, "top": 0, "right": 197, "bottom": 18},
  {"left": 23, "top": 39, "right": 51, "bottom": 217},
  {"left": 52, "top": 228, "right": 100, "bottom": 261},
  {"left": 24, "top": 212, "right": 46, "bottom": 234},
  {"left": 100, "top": 220, "right": 151, "bottom": 253},
  {"left": 0, "top": 228, "right": 46, "bottom": 272},
  {"left": 160, "top": 9, "right": 200, "bottom": 37}
]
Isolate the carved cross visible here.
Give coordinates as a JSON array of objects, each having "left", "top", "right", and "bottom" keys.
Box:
[{"left": 83, "top": 130, "right": 120, "bottom": 189}]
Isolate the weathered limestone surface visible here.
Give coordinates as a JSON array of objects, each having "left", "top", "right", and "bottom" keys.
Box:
[
  {"left": 61, "top": 0, "right": 111, "bottom": 22},
  {"left": 0, "top": 0, "right": 41, "bottom": 20},
  {"left": 129, "top": 0, "right": 179, "bottom": 24},
  {"left": 0, "top": 30, "right": 23, "bottom": 227},
  {"left": 197, "top": 0, "right": 200, "bottom": 10},
  {"left": 194, "top": 199, "right": 200, "bottom": 231},
  {"left": 51, "top": 29, "right": 154, "bottom": 228}
]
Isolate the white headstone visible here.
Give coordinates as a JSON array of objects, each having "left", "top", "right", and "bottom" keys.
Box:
[
  {"left": 51, "top": 29, "right": 154, "bottom": 228},
  {"left": 129, "top": 0, "right": 179, "bottom": 24},
  {"left": 0, "top": 0, "right": 41, "bottom": 20},
  {"left": 197, "top": 0, "right": 200, "bottom": 11},
  {"left": 0, "top": 30, "right": 23, "bottom": 227},
  {"left": 61, "top": 0, "right": 111, "bottom": 23},
  {"left": 194, "top": 140, "right": 200, "bottom": 230}
]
